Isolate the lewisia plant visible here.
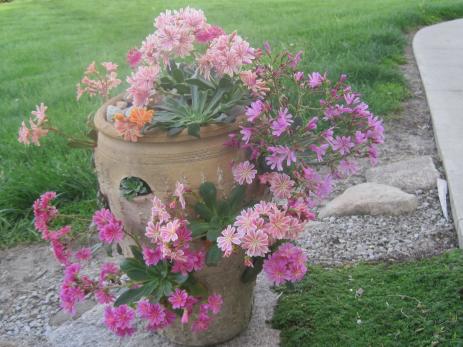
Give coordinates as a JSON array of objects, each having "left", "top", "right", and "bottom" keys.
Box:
[{"left": 32, "top": 168, "right": 311, "bottom": 336}]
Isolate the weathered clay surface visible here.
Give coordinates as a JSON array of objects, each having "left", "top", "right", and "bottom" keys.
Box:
[
  {"left": 365, "top": 156, "right": 439, "bottom": 193},
  {"left": 94, "top": 95, "right": 244, "bottom": 243},
  {"left": 319, "top": 183, "right": 418, "bottom": 218}
]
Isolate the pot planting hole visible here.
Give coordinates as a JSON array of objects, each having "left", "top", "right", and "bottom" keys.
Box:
[{"left": 119, "top": 176, "right": 152, "bottom": 200}]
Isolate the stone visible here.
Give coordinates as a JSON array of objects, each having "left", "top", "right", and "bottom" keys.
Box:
[
  {"left": 319, "top": 183, "right": 418, "bottom": 218},
  {"left": 105, "top": 105, "right": 122, "bottom": 122},
  {"left": 365, "top": 156, "right": 439, "bottom": 193}
]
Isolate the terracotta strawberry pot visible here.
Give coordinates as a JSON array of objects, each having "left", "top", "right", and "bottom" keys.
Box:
[
  {"left": 94, "top": 95, "right": 256, "bottom": 345},
  {"left": 93, "top": 95, "right": 244, "bottom": 241},
  {"left": 163, "top": 250, "right": 255, "bottom": 346}
]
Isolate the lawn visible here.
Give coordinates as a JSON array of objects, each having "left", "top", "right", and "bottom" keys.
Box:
[
  {"left": 273, "top": 250, "right": 463, "bottom": 346},
  {"left": 1, "top": 0, "right": 463, "bottom": 246}
]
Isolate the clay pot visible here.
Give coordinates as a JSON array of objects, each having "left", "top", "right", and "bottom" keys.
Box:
[
  {"left": 163, "top": 250, "right": 256, "bottom": 346},
  {"left": 93, "top": 95, "right": 255, "bottom": 345},
  {"left": 94, "top": 95, "right": 244, "bottom": 241}
]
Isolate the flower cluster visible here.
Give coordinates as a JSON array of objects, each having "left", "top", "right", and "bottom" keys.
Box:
[
  {"left": 263, "top": 243, "right": 307, "bottom": 285},
  {"left": 231, "top": 44, "right": 384, "bottom": 206},
  {"left": 76, "top": 61, "right": 121, "bottom": 100},
  {"left": 17, "top": 103, "right": 49, "bottom": 146},
  {"left": 127, "top": 7, "right": 254, "bottom": 107},
  {"left": 113, "top": 107, "right": 154, "bottom": 142},
  {"left": 32, "top": 190, "right": 223, "bottom": 337}
]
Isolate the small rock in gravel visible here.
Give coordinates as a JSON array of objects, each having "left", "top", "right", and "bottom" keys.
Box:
[
  {"left": 365, "top": 156, "right": 439, "bottom": 193},
  {"left": 319, "top": 183, "right": 418, "bottom": 218}
]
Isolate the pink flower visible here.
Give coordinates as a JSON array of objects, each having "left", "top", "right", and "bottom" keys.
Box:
[
  {"left": 234, "top": 208, "right": 261, "bottom": 234},
  {"left": 31, "top": 102, "right": 48, "bottom": 123},
  {"left": 331, "top": 136, "right": 354, "bottom": 155},
  {"left": 287, "top": 51, "right": 303, "bottom": 68},
  {"left": 263, "top": 243, "right": 307, "bottom": 285},
  {"left": 95, "top": 288, "right": 114, "bottom": 304},
  {"left": 310, "top": 144, "right": 329, "bottom": 162},
  {"left": 99, "top": 262, "right": 119, "bottom": 283},
  {"left": 160, "top": 219, "right": 181, "bottom": 242},
  {"left": 265, "top": 146, "right": 297, "bottom": 171},
  {"left": 306, "top": 117, "right": 318, "bottom": 130},
  {"left": 308, "top": 72, "right": 325, "bottom": 88},
  {"left": 104, "top": 305, "right": 136, "bottom": 337},
  {"left": 192, "top": 311, "right": 211, "bottom": 332},
  {"left": 33, "top": 191, "right": 58, "bottom": 234},
  {"left": 240, "top": 126, "right": 253, "bottom": 144},
  {"left": 195, "top": 25, "right": 225, "bottom": 43},
  {"left": 268, "top": 173, "right": 295, "bottom": 199},
  {"left": 74, "top": 247, "right": 92, "bottom": 261},
  {"left": 265, "top": 209, "right": 292, "bottom": 239},
  {"left": 168, "top": 288, "right": 188, "bottom": 309},
  {"left": 217, "top": 225, "right": 241, "bottom": 256},
  {"left": 173, "top": 182, "right": 187, "bottom": 209},
  {"left": 271, "top": 107, "right": 293, "bottom": 137},
  {"left": 232, "top": 161, "right": 257, "bottom": 185},
  {"left": 241, "top": 229, "right": 269, "bottom": 257},
  {"left": 18, "top": 121, "right": 31, "bottom": 145},
  {"left": 102, "top": 61, "right": 118, "bottom": 72},
  {"left": 207, "top": 294, "right": 223, "bottom": 314},
  {"left": 240, "top": 71, "right": 269, "bottom": 98},
  {"left": 127, "top": 48, "right": 142, "bottom": 69},
  {"left": 338, "top": 159, "right": 359, "bottom": 177},
  {"left": 245, "top": 100, "right": 264, "bottom": 122},
  {"left": 137, "top": 300, "right": 167, "bottom": 330},
  {"left": 143, "top": 246, "right": 162, "bottom": 266},
  {"left": 29, "top": 119, "right": 49, "bottom": 145},
  {"left": 99, "top": 221, "right": 124, "bottom": 244},
  {"left": 127, "top": 65, "right": 159, "bottom": 106},
  {"left": 294, "top": 71, "right": 304, "bottom": 81},
  {"left": 52, "top": 239, "right": 70, "bottom": 265}
]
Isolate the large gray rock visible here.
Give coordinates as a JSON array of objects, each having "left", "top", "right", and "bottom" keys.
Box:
[
  {"left": 46, "top": 275, "right": 279, "bottom": 347},
  {"left": 365, "top": 156, "right": 439, "bottom": 193},
  {"left": 319, "top": 183, "right": 418, "bottom": 218}
]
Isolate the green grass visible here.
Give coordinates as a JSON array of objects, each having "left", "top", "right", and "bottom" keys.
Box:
[
  {"left": 1, "top": 0, "right": 463, "bottom": 246},
  {"left": 273, "top": 250, "right": 463, "bottom": 346}
]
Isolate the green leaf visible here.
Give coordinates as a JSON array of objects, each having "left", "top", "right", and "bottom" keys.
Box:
[
  {"left": 175, "top": 83, "right": 191, "bottom": 94},
  {"left": 190, "top": 221, "right": 211, "bottom": 237},
  {"left": 185, "top": 77, "right": 215, "bottom": 90},
  {"left": 206, "top": 227, "right": 221, "bottom": 242},
  {"left": 114, "top": 280, "right": 158, "bottom": 306},
  {"left": 125, "top": 268, "right": 150, "bottom": 282},
  {"left": 120, "top": 258, "right": 145, "bottom": 274},
  {"left": 199, "top": 182, "right": 217, "bottom": 209},
  {"left": 187, "top": 123, "right": 200, "bottom": 138},
  {"left": 129, "top": 245, "right": 144, "bottom": 263},
  {"left": 194, "top": 202, "right": 214, "bottom": 220},
  {"left": 241, "top": 257, "right": 264, "bottom": 283},
  {"left": 167, "top": 127, "right": 184, "bottom": 136},
  {"left": 158, "top": 280, "right": 173, "bottom": 297},
  {"left": 206, "top": 244, "right": 222, "bottom": 266},
  {"left": 217, "top": 200, "right": 231, "bottom": 217},
  {"left": 227, "top": 185, "right": 246, "bottom": 213}
]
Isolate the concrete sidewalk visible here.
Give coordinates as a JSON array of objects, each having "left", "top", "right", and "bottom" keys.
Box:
[{"left": 414, "top": 19, "right": 463, "bottom": 248}]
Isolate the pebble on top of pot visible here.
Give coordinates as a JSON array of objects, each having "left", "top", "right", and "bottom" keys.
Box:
[{"left": 18, "top": 6, "right": 384, "bottom": 346}]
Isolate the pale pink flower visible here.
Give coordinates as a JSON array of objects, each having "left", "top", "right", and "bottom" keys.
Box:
[
  {"left": 145, "top": 221, "right": 162, "bottom": 242},
  {"left": 239, "top": 70, "right": 269, "bottom": 98},
  {"left": 234, "top": 208, "right": 260, "bottom": 234},
  {"left": 102, "top": 61, "right": 118, "bottom": 72},
  {"left": 217, "top": 225, "right": 241, "bottom": 256},
  {"left": 18, "top": 121, "right": 31, "bottom": 145},
  {"left": 268, "top": 173, "right": 295, "bottom": 199},
  {"left": 265, "top": 146, "right": 297, "bottom": 171},
  {"left": 265, "top": 209, "right": 292, "bottom": 239},
  {"left": 245, "top": 99, "right": 264, "bottom": 122},
  {"left": 308, "top": 72, "right": 326, "bottom": 88},
  {"left": 29, "top": 119, "right": 49, "bottom": 146},
  {"left": 195, "top": 25, "right": 225, "bottom": 43},
  {"left": 127, "top": 65, "right": 160, "bottom": 106},
  {"left": 271, "top": 107, "right": 293, "bottom": 137},
  {"left": 114, "top": 117, "right": 143, "bottom": 142},
  {"left": 310, "top": 144, "right": 329, "bottom": 162},
  {"left": 331, "top": 136, "right": 355, "bottom": 155},
  {"left": 173, "top": 182, "right": 187, "bottom": 209},
  {"left": 160, "top": 219, "right": 181, "bottom": 242},
  {"left": 241, "top": 229, "right": 269, "bottom": 257},
  {"left": 232, "top": 161, "right": 257, "bottom": 185},
  {"left": 31, "top": 102, "right": 47, "bottom": 123}
]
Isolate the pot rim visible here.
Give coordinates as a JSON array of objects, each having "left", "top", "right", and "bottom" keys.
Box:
[{"left": 94, "top": 94, "right": 240, "bottom": 144}]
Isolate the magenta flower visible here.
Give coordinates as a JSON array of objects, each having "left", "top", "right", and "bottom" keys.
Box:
[
  {"left": 232, "top": 160, "right": 257, "bottom": 185},
  {"left": 74, "top": 247, "right": 92, "bottom": 261},
  {"left": 245, "top": 100, "right": 264, "bottom": 122},
  {"left": 306, "top": 116, "right": 318, "bottom": 130},
  {"left": 99, "top": 262, "right": 119, "bottom": 283},
  {"left": 104, "top": 305, "right": 136, "bottom": 337},
  {"left": 263, "top": 243, "right": 307, "bottom": 285},
  {"left": 331, "top": 136, "right": 355, "bottom": 155},
  {"left": 207, "top": 294, "right": 223, "bottom": 314},
  {"left": 99, "top": 221, "right": 124, "bottom": 244},
  {"left": 143, "top": 246, "right": 162, "bottom": 266},
  {"left": 308, "top": 72, "right": 325, "bottom": 88},
  {"left": 95, "top": 288, "right": 114, "bottom": 304},
  {"left": 310, "top": 144, "right": 329, "bottom": 162},
  {"left": 168, "top": 288, "right": 189, "bottom": 309},
  {"left": 271, "top": 107, "right": 293, "bottom": 137},
  {"left": 265, "top": 146, "right": 297, "bottom": 171}
]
